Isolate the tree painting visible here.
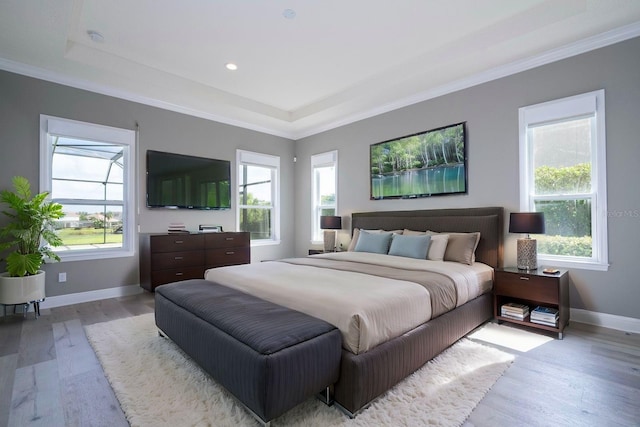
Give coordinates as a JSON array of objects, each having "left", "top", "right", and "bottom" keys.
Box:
[{"left": 370, "top": 123, "right": 466, "bottom": 199}]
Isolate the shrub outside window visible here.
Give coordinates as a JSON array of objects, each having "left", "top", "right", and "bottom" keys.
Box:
[{"left": 518, "top": 90, "right": 608, "bottom": 271}]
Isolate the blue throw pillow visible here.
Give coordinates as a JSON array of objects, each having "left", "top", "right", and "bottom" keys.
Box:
[
  {"left": 388, "top": 234, "right": 432, "bottom": 259},
  {"left": 354, "top": 230, "right": 393, "bottom": 254}
]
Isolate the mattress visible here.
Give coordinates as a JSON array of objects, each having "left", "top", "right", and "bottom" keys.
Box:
[{"left": 204, "top": 251, "right": 493, "bottom": 355}]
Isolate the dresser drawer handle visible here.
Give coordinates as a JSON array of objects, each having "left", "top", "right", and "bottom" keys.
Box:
[
  {"left": 175, "top": 240, "right": 184, "bottom": 244},
  {"left": 175, "top": 272, "right": 184, "bottom": 276},
  {"left": 519, "top": 276, "right": 530, "bottom": 281},
  {"left": 225, "top": 237, "right": 234, "bottom": 241},
  {"left": 174, "top": 256, "right": 183, "bottom": 260},
  {"left": 225, "top": 251, "right": 235, "bottom": 255}
]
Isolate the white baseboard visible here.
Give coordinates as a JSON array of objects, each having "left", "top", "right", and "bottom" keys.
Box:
[
  {"left": 571, "top": 308, "right": 640, "bottom": 334},
  {"left": 5, "top": 285, "right": 639, "bottom": 334},
  {"left": 39, "top": 284, "right": 143, "bottom": 310}
]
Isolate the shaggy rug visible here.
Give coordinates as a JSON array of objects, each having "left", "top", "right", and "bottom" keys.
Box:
[{"left": 84, "top": 314, "right": 513, "bottom": 427}]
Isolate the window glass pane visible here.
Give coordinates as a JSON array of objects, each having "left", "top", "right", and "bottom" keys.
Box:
[
  {"left": 239, "top": 165, "right": 272, "bottom": 206},
  {"left": 531, "top": 117, "right": 592, "bottom": 195},
  {"left": 315, "top": 166, "right": 336, "bottom": 205},
  {"left": 54, "top": 204, "right": 123, "bottom": 251},
  {"left": 239, "top": 207, "right": 271, "bottom": 240},
  {"left": 321, "top": 208, "right": 336, "bottom": 217},
  {"left": 535, "top": 199, "right": 592, "bottom": 257}
]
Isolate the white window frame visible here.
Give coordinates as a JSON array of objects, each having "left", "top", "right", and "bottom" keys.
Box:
[
  {"left": 311, "top": 150, "right": 338, "bottom": 244},
  {"left": 236, "top": 149, "right": 280, "bottom": 246},
  {"left": 518, "top": 90, "right": 608, "bottom": 271},
  {"left": 39, "top": 115, "right": 136, "bottom": 262}
]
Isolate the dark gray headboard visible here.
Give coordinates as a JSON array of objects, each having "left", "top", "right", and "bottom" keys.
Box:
[{"left": 351, "top": 207, "right": 504, "bottom": 268}]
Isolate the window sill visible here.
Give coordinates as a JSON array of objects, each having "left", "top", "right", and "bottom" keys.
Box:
[
  {"left": 54, "top": 249, "right": 135, "bottom": 263},
  {"left": 250, "top": 240, "right": 281, "bottom": 247},
  {"left": 538, "top": 256, "right": 609, "bottom": 272}
]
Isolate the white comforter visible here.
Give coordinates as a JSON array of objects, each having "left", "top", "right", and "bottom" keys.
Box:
[{"left": 204, "top": 252, "right": 492, "bottom": 354}]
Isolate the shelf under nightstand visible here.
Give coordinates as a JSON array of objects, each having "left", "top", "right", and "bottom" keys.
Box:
[{"left": 493, "top": 267, "right": 570, "bottom": 339}]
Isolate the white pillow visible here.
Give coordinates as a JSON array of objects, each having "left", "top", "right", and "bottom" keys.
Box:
[{"left": 426, "top": 234, "right": 449, "bottom": 261}]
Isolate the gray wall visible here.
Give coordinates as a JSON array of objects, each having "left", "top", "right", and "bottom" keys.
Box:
[
  {"left": 295, "top": 37, "right": 640, "bottom": 320},
  {"left": 0, "top": 70, "right": 296, "bottom": 297}
]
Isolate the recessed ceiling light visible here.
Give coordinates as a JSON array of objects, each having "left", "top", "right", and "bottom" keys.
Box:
[
  {"left": 225, "top": 63, "right": 238, "bottom": 71},
  {"left": 283, "top": 9, "right": 296, "bottom": 20},
  {"left": 87, "top": 30, "right": 104, "bottom": 43}
]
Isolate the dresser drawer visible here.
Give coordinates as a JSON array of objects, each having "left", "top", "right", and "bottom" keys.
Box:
[
  {"left": 151, "top": 250, "right": 204, "bottom": 269},
  {"left": 150, "top": 234, "right": 204, "bottom": 253},
  {"left": 151, "top": 267, "right": 206, "bottom": 286},
  {"left": 206, "top": 247, "right": 251, "bottom": 267},
  {"left": 205, "top": 232, "right": 250, "bottom": 249},
  {"left": 495, "top": 272, "right": 559, "bottom": 305}
]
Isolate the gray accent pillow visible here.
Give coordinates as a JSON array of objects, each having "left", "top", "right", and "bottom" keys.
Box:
[
  {"left": 353, "top": 230, "right": 393, "bottom": 254},
  {"left": 388, "top": 234, "right": 431, "bottom": 259},
  {"left": 428, "top": 231, "right": 480, "bottom": 265}
]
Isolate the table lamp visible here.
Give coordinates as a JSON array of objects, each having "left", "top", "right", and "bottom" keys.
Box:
[
  {"left": 509, "top": 212, "right": 545, "bottom": 270},
  {"left": 320, "top": 216, "right": 342, "bottom": 252}
]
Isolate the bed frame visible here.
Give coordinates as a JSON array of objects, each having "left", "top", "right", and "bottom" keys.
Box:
[{"left": 333, "top": 206, "right": 504, "bottom": 416}]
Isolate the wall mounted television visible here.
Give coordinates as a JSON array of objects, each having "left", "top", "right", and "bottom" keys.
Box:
[
  {"left": 146, "top": 150, "right": 231, "bottom": 210},
  {"left": 370, "top": 122, "right": 467, "bottom": 200}
]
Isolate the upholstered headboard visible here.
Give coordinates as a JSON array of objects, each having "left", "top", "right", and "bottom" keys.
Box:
[{"left": 351, "top": 207, "right": 504, "bottom": 268}]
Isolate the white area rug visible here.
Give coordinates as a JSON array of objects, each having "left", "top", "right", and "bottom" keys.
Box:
[{"left": 85, "top": 314, "right": 513, "bottom": 427}]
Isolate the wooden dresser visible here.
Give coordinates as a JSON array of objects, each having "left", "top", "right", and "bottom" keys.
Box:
[{"left": 139, "top": 232, "right": 250, "bottom": 292}]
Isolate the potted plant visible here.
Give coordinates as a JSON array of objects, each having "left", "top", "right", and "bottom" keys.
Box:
[{"left": 0, "top": 176, "right": 64, "bottom": 310}]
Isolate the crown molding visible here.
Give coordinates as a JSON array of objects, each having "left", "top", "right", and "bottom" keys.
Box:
[
  {"left": 2, "top": 21, "right": 640, "bottom": 141},
  {"left": 294, "top": 21, "right": 640, "bottom": 139}
]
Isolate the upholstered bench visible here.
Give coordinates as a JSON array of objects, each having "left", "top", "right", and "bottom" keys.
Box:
[{"left": 154, "top": 279, "right": 342, "bottom": 426}]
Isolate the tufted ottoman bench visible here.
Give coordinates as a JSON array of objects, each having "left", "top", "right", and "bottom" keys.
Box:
[{"left": 154, "top": 279, "right": 342, "bottom": 426}]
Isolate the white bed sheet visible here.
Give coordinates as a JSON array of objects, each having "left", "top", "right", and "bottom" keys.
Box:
[{"left": 204, "top": 252, "right": 493, "bottom": 354}]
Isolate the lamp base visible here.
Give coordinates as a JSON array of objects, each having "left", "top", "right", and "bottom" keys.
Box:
[
  {"left": 323, "top": 230, "right": 336, "bottom": 252},
  {"left": 517, "top": 238, "right": 538, "bottom": 270}
]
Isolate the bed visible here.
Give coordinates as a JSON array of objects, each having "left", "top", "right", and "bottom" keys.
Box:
[{"left": 204, "top": 207, "right": 504, "bottom": 416}]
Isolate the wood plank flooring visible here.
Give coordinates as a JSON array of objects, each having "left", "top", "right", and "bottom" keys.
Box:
[{"left": 1, "top": 293, "right": 638, "bottom": 426}]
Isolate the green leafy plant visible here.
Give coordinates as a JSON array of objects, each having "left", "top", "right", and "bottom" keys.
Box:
[{"left": 0, "top": 176, "right": 64, "bottom": 277}]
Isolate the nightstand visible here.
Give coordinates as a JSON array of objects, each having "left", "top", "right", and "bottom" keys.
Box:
[{"left": 494, "top": 267, "right": 569, "bottom": 339}]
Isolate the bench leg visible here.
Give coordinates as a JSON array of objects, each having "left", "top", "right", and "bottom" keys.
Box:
[{"left": 316, "top": 385, "right": 334, "bottom": 406}]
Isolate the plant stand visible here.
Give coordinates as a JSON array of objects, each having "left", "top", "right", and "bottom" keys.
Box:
[{"left": 1, "top": 298, "right": 44, "bottom": 319}]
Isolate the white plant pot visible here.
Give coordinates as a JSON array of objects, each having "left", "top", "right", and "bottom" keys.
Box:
[{"left": 0, "top": 270, "right": 46, "bottom": 305}]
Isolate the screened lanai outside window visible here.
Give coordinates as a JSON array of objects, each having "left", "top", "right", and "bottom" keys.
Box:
[{"left": 40, "top": 115, "right": 135, "bottom": 261}]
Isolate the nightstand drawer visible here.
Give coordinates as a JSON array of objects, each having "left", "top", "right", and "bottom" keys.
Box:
[{"left": 495, "top": 272, "right": 559, "bottom": 305}]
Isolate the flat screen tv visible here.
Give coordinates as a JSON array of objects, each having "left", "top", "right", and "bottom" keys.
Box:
[
  {"left": 146, "top": 150, "right": 231, "bottom": 209},
  {"left": 370, "top": 122, "right": 467, "bottom": 200}
]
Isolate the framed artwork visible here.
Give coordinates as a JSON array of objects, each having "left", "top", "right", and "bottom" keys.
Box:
[{"left": 370, "top": 122, "right": 467, "bottom": 200}]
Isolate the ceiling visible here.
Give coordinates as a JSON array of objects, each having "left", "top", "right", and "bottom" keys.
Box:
[{"left": 1, "top": 0, "right": 640, "bottom": 139}]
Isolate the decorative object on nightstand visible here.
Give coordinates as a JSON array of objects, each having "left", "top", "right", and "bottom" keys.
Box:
[
  {"left": 320, "top": 215, "right": 342, "bottom": 252},
  {"left": 509, "top": 212, "right": 545, "bottom": 270}
]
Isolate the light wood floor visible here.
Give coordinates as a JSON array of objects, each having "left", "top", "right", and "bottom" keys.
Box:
[{"left": 0, "top": 293, "right": 638, "bottom": 426}]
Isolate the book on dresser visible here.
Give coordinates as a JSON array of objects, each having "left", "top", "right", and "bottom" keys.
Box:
[
  {"left": 501, "top": 302, "right": 529, "bottom": 321},
  {"left": 530, "top": 306, "right": 559, "bottom": 327}
]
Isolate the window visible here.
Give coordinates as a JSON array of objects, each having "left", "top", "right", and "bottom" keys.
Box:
[
  {"left": 237, "top": 150, "right": 280, "bottom": 244},
  {"left": 311, "top": 151, "right": 338, "bottom": 243},
  {"left": 39, "top": 115, "right": 136, "bottom": 261},
  {"left": 519, "top": 90, "right": 608, "bottom": 270}
]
